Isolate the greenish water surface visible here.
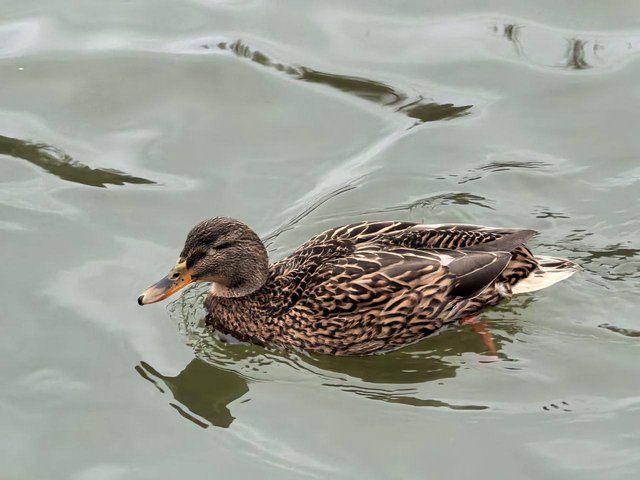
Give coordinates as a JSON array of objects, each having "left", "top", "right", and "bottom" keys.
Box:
[{"left": 2, "top": 1, "right": 640, "bottom": 479}]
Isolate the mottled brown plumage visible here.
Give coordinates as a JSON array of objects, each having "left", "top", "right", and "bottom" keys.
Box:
[{"left": 139, "top": 217, "right": 577, "bottom": 355}]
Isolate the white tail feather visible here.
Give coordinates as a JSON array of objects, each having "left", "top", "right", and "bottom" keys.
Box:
[{"left": 512, "top": 255, "right": 577, "bottom": 294}]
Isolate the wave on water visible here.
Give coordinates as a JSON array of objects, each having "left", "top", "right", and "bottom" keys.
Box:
[{"left": 0, "top": 133, "right": 155, "bottom": 187}]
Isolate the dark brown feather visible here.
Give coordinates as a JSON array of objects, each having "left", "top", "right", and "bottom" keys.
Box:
[
  {"left": 448, "top": 250, "right": 511, "bottom": 298},
  {"left": 204, "top": 221, "right": 543, "bottom": 355}
]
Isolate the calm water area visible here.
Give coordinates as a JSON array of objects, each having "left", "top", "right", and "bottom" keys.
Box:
[{"left": 2, "top": 1, "right": 640, "bottom": 479}]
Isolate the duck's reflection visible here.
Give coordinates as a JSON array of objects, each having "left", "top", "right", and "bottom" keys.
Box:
[
  {"left": 300, "top": 300, "right": 534, "bottom": 410},
  {"left": 135, "top": 358, "right": 249, "bottom": 428},
  {"left": 137, "top": 293, "right": 535, "bottom": 427}
]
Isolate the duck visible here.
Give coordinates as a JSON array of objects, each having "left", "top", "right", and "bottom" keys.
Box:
[{"left": 138, "top": 217, "right": 576, "bottom": 355}]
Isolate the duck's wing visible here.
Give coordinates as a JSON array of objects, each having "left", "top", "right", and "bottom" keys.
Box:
[
  {"left": 295, "top": 221, "right": 418, "bottom": 252},
  {"left": 297, "top": 221, "right": 537, "bottom": 253},
  {"left": 384, "top": 223, "right": 538, "bottom": 252},
  {"left": 295, "top": 246, "right": 510, "bottom": 330}
]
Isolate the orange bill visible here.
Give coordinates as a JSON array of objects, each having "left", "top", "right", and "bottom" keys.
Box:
[{"left": 138, "top": 260, "right": 193, "bottom": 305}]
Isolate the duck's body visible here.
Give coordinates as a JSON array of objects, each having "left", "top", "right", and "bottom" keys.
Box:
[{"left": 198, "top": 221, "right": 576, "bottom": 355}]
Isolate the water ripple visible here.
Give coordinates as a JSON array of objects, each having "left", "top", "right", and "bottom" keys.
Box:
[
  {"left": 495, "top": 21, "right": 640, "bottom": 72},
  {"left": 0, "top": 133, "right": 155, "bottom": 187},
  {"left": 598, "top": 324, "right": 640, "bottom": 338},
  {"left": 215, "top": 40, "right": 473, "bottom": 123}
]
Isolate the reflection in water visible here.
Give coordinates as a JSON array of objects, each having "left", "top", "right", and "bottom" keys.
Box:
[
  {"left": 538, "top": 235, "right": 638, "bottom": 334},
  {"left": 533, "top": 208, "right": 570, "bottom": 219},
  {"left": 0, "top": 134, "right": 155, "bottom": 187},
  {"left": 454, "top": 159, "right": 550, "bottom": 185},
  {"left": 502, "top": 24, "right": 524, "bottom": 57},
  {"left": 580, "top": 244, "right": 639, "bottom": 267},
  {"left": 581, "top": 244, "right": 640, "bottom": 283},
  {"left": 565, "top": 39, "right": 590, "bottom": 70},
  {"left": 388, "top": 192, "right": 493, "bottom": 212},
  {"left": 215, "top": 40, "right": 472, "bottom": 124},
  {"left": 598, "top": 323, "right": 640, "bottom": 338},
  {"left": 139, "top": 285, "right": 538, "bottom": 427},
  {"left": 297, "top": 324, "right": 510, "bottom": 410},
  {"left": 494, "top": 23, "right": 638, "bottom": 71},
  {"left": 477, "top": 160, "right": 550, "bottom": 172},
  {"left": 135, "top": 359, "right": 249, "bottom": 428},
  {"left": 543, "top": 239, "right": 639, "bottom": 283},
  {"left": 338, "top": 192, "right": 495, "bottom": 219}
]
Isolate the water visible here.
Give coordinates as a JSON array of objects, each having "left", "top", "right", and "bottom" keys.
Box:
[{"left": 2, "top": 1, "right": 640, "bottom": 478}]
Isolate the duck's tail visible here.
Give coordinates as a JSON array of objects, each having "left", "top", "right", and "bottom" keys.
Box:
[{"left": 512, "top": 255, "right": 578, "bottom": 294}]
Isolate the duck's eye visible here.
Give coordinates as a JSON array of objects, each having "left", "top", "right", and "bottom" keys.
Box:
[{"left": 215, "top": 242, "right": 234, "bottom": 250}]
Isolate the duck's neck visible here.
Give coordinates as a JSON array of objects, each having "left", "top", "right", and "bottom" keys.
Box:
[
  {"left": 204, "top": 275, "right": 275, "bottom": 344},
  {"left": 208, "top": 257, "right": 269, "bottom": 298},
  {"left": 209, "top": 281, "right": 258, "bottom": 298}
]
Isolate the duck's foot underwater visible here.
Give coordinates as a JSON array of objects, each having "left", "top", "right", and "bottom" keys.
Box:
[{"left": 460, "top": 315, "right": 499, "bottom": 359}]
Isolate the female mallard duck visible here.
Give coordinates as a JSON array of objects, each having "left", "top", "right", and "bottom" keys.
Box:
[{"left": 138, "top": 217, "right": 576, "bottom": 355}]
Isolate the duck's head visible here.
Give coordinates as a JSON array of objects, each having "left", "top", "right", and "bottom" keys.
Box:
[{"left": 138, "top": 217, "right": 268, "bottom": 305}]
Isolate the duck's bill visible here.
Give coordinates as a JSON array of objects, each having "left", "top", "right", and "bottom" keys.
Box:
[{"left": 138, "top": 261, "right": 193, "bottom": 305}]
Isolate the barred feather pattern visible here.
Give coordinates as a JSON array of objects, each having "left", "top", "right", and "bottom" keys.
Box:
[{"left": 205, "top": 221, "right": 542, "bottom": 355}]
